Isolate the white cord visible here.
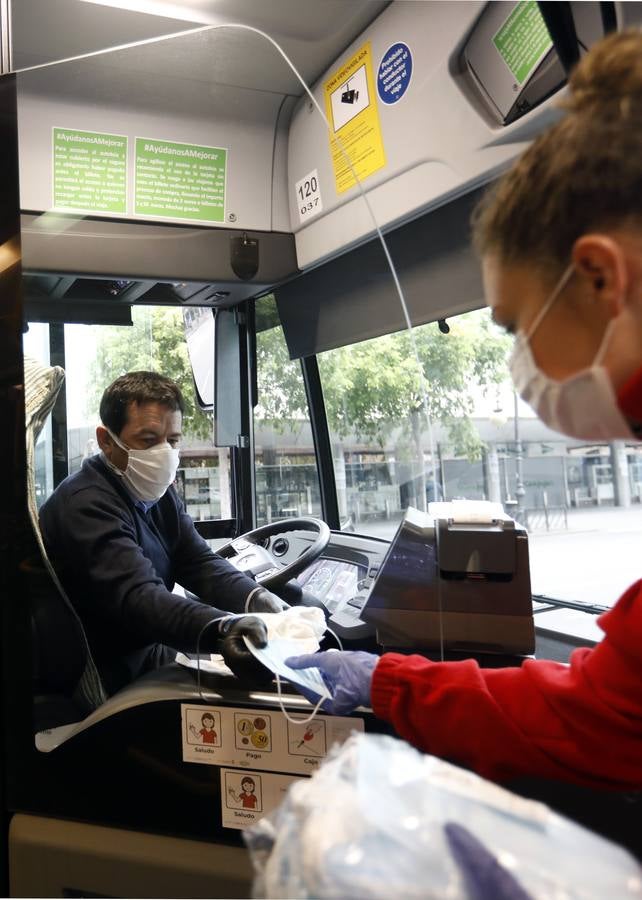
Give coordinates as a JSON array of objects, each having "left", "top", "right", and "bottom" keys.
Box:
[
  {"left": 245, "top": 585, "right": 264, "bottom": 613},
  {"left": 187, "top": 23, "right": 441, "bottom": 509},
  {"left": 195, "top": 616, "right": 228, "bottom": 702},
  {"left": 325, "top": 625, "right": 343, "bottom": 651},
  {"left": 275, "top": 673, "right": 325, "bottom": 725},
  {"left": 215, "top": 24, "right": 441, "bottom": 652}
]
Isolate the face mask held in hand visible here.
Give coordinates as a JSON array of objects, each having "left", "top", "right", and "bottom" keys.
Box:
[
  {"left": 285, "top": 649, "right": 379, "bottom": 716},
  {"left": 106, "top": 428, "right": 180, "bottom": 502},
  {"left": 509, "top": 265, "right": 636, "bottom": 441}
]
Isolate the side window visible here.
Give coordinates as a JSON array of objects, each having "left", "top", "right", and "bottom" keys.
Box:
[
  {"left": 63, "top": 306, "right": 231, "bottom": 521},
  {"left": 254, "top": 296, "right": 322, "bottom": 525},
  {"left": 316, "top": 307, "right": 639, "bottom": 610}
]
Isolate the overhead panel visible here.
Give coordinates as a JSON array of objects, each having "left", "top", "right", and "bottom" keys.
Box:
[
  {"left": 15, "top": 0, "right": 387, "bottom": 237},
  {"left": 286, "top": 1, "right": 592, "bottom": 270},
  {"left": 20, "top": 214, "right": 298, "bottom": 321},
  {"left": 462, "top": 1, "right": 561, "bottom": 123},
  {"left": 16, "top": 23, "right": 301, "bottom": 316},
  {"left": 17, "top": 29, "right": 286, "bottom": 234},
  {"left": 10, "top": 0, "right": 202, "bottom": 72},
  {"left": 276, "top": 188, "right": 485, "bottom": 360},
  {"left": 14, "top": 0, "right": 386, "bottom": 313},
  {"left": 462, "top": 2, "right": 608, "bottom": 124}
]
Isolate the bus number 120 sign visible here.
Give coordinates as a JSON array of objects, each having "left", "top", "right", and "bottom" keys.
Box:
[{"left": 295, "top": 169, "right": 323, "bottom": 224}]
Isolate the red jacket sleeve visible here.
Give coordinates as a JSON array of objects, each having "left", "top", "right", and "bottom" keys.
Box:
[{"left": 370, "top": 580, "right": 642, "bottom": 790}]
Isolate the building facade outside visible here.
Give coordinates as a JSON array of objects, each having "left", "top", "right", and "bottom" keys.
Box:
[{"left": 35, "top": 417, "right": 642, "bottom": 535}]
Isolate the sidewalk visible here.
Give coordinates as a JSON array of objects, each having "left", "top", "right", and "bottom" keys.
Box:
[
  {"left": 557, "top": 504, "right": 642, "bottom": 534},
  {"left": 359, "top": 503, "right": 642, "bottom": 608},
  {"left": 528, "top": 504, "right": 642, "bottom": 607}
]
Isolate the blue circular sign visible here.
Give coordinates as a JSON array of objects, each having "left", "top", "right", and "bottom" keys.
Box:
[{"left": 377, "top": 42, "right": 413, "bottom": 105}]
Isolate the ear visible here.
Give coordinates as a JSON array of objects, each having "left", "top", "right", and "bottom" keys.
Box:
[
  {"left": 95, "top": 425, "right": 111, "bottom": 454},
  {"left": 571, "top": 235, "right": 629, "bottom": 316}
]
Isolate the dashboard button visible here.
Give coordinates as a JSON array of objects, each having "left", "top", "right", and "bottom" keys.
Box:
[{"left": 272, "top": 537, "right": 289, "bottom": 556}]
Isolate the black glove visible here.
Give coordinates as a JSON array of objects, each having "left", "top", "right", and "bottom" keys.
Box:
[
  {"left": 275, "top": 580, "right": 303, "bottom": 606},
  {"left": 219, "top": 615, "right": 273, "bottom": 687},
  {"left": 246, "top": 587, "right": 290, "bottom": 614}
]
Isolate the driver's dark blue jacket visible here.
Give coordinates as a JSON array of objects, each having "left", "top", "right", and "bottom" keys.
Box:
[{"left": 39, "top": 454, "right": 258, "bottom": 670}]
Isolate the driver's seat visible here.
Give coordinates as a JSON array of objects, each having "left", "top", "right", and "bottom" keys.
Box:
[{"left": 24, "top": 356, "right": 107, "bottom": 728}]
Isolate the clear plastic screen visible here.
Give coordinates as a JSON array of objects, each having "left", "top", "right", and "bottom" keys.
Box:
[{"left": 15, "top": 8, "right": 629, "bottom": 749}]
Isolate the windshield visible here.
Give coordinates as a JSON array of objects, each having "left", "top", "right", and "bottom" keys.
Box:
[{"left": 313, "top": 307, "right": 641, "bottom": 609}]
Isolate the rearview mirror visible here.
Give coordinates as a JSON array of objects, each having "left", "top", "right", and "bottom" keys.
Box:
[{"left": 183, "top": 307, "right": 214, "bottom": 409}]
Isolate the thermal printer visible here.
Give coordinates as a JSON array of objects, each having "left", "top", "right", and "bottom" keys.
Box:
[{"left": 361, "top": 501, "right": 535, "bottom": 655}]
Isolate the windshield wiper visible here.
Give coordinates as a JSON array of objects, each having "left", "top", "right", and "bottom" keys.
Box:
[{"left": 532, "top": 594, "right": 610, "bottom": 616}]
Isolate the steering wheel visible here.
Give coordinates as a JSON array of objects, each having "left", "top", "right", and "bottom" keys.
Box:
[{"left": 217, "top": 517, "right": 331, "bottom": 590}]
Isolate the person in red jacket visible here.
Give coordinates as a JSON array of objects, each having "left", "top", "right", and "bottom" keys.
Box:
[{"left": 288, "top": 30, "right": 642, "bottom": 792}]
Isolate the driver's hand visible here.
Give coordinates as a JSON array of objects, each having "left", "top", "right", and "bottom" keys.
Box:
[
  {"left": 219, "top": 615, "right": 273, "bottom": 686},
  {"left": 247, "top": 587, "right": 290, "bottom": 614}
]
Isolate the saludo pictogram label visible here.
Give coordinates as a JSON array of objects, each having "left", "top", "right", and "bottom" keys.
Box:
[
  {"left": 180, "top": 703, "right": 363, "bottom": 774},
  {"left": 220, "top": 768, "right": 299, "bottom": 830},
  {"left": 185, "top": 707, "right": 222, "bottom": 748}
]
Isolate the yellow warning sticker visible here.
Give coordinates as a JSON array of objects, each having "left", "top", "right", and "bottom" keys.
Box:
[{"left": 324, "top": 41, "right": 386, "bottom": 195}]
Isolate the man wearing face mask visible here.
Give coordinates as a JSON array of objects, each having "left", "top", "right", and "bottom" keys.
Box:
[
  {"left": 39, "top": 371, "right": 285, "bottom": 694},
  {"left": 288, "top": 32, "right": 642, "bottom": 794}
]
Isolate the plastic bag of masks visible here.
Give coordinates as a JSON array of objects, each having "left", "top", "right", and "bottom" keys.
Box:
[{"left": 244, "top": 733, "right": 641, "bottom": 899}]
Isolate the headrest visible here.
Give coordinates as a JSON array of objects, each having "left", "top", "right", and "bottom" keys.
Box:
[
  {"left": 24, "top": 355, "right": 65, "bottom": 443},
  {"left": 22, "top": 355, "right": 107, "bottom": 714}
]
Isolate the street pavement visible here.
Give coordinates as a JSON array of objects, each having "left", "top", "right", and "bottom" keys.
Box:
[{"left": 528, "top": 505, "right": 642, "bottom": 607}]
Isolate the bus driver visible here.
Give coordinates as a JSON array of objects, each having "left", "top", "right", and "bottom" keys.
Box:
[
  {"left": 39, "top": 371, "right": 286, "bottom": 694},
  {"left": 288, "top": 31, "right": 642, "bottom": 793}
]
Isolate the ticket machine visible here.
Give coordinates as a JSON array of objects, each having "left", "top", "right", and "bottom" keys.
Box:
[{"left": 362, "top": 503, "right": 535, "bottom": 655}]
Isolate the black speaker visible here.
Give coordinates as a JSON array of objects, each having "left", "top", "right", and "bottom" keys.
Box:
[{"left": 230, "top": 234, "right": 259, "bottom": 280}]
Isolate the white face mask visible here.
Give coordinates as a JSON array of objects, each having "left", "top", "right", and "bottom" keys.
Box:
[
  {"left": 509, "top": 266, "right": 635, "bottom": 441},
  {"left": 106, "top": 428, "right": 180, "bottom": 502}
]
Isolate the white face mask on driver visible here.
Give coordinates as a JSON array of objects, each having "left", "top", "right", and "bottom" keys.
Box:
[
  {"left": 509, "top": 265, "right": 635, "bottom": 441},
  {"left": 106, "top": 428, "right": 180, "bottom": 502}
]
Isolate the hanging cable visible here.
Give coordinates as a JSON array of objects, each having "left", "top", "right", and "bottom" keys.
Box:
[
  {"left": 275, "top": 673, "right": 325, "bottom": 726},
  {"left": 194, "top": 616, "right": 229, "bottom": 702}
]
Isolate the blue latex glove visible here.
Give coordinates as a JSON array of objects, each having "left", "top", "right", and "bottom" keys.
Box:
[
  {"left": 285, "top": 650, "right": 379, "bottom": 715},
  {"left": 444, "top": 823, "right": 533, "bottom": 900}
]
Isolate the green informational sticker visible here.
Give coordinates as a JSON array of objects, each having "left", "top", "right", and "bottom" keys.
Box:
[
  {"left": 135, "top": 138, "right": 227, "bottom": 223},
  {"left": 53, "top": 128, "right": 127, "bottom": 214},
  {"left": 493, "top": 0, "right": 552, "bottom": 86}
]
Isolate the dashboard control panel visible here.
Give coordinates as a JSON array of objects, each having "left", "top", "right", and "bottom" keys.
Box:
[{"left": 296, "top": 554, "right": 382, "bottom": 640}]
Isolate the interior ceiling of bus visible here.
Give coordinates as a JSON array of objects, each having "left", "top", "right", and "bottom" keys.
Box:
[
  {"left": 24, "top": 3, "right": 642, "bottom": 331},
  {"left": 17, "top": 0, "right": 390, "bottom": 319},
  {"left": 13, "top": 0, "right": 390, "bottom": 95}
]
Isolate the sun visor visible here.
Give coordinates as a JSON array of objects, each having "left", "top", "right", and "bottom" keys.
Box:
[
  {"left": 275, "top": 187, "right": 485, "bottom": 360},
  {"left": 287, "top": 1, "right": 570, "bottom": 272}
]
